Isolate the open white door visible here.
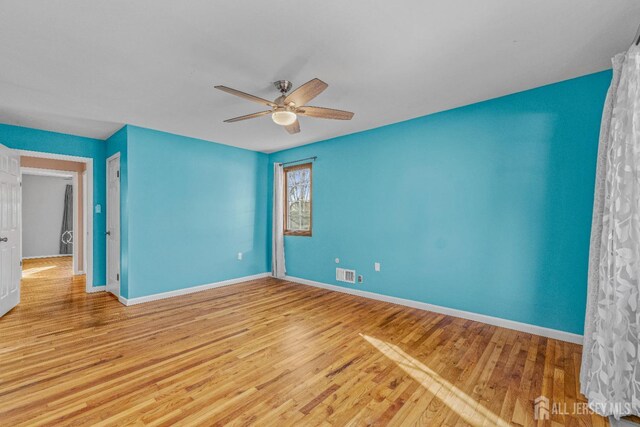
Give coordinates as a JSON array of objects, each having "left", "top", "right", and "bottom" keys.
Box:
[
  {"left": 0, "top": 145, "right": 21, "bottom": 318},
  {"left": 106, "top": 154, "right": 120, "bottom": 297}
]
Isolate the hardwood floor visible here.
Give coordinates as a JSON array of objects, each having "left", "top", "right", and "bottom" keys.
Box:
[{"left": 0, "top": 257, "right": 608, "bottom": 426}]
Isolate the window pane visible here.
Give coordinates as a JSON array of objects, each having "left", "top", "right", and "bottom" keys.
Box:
[{"left": 286, "top": 166, "right": 311, "bottom": 232}]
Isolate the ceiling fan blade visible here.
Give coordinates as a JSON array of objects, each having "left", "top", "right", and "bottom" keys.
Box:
[
  {"left": 214, "top": 85, "right": 276, "bottom": 107},
  {"left": 297, "top": 106, "right": 354, "bottom": 120},
  {"left": 223, "top": 110, "right": 271, "bottom": 123},
  {"left": 284, "top": 78, "right": 328, "bottom": 107},
  {"left": 284, "top": 119, "right": 300, "bottom": 134}
]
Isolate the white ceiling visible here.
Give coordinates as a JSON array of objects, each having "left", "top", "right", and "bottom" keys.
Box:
[{"left": 0, "top": 1, "right": 638, "bottom": 153}]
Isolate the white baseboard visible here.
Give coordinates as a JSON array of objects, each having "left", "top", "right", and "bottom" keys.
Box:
[
  {"left": 284, "top": 275, "right": 583, "bottom": 345},
  {"left": 118, "top": 272, "right": 271, "bottom": 306},
  {"left": 23, "top": 254, "right": 72, "bottom": 260},
  {"left": 87, "top": 285, "right": 106, "bottom": 293}
]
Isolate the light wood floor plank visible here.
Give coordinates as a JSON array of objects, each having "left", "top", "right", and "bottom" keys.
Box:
[{"left": 0, "top": 257, "right": 608, "bottom": 426}]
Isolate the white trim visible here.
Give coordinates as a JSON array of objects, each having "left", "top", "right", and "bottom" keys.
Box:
[
  {"left": 118, "top": 272, "right": 270, "bottom": 306},
  {"left": 17, "top": 149, "right": 94, "bottom": 292},
  {"left": 87, "top": 285, "right": 106, "bottom": 293},
  {"left": 72, "top": 171, "right": 79, "bottom": 274},
  {"left": 23, "top": 254, "right": 72, "bottom": 260},
  {"left": 86, "top": 163, "right": 93, "bottom": 291},
  {"left": 284, "top": 275, "right": 583, "bottom": 345}
]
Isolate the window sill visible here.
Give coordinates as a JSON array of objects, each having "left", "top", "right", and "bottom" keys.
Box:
[{"left": 284, "top": 231, "right": 312, "bottom": 237}]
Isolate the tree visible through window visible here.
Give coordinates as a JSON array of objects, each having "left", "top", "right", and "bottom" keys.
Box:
[{"left": 284, "top": 163, "right": 312, "bottom": 236}]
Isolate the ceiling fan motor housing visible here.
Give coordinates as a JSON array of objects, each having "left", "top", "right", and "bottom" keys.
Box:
[{"left": 274, "top": 80, "right": 292, "bottom": 94}]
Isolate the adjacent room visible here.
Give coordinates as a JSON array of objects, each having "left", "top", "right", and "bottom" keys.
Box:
[
  {"left": 1, "top": 1, "right": 640, "bottom": 426},
  {"left": 22, "top": 173, "right": 73, "bottom": 260}
]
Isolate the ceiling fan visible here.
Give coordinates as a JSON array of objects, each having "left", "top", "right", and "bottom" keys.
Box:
[{"left": 214, "top": 79, "right": 354, "bottom": 134}]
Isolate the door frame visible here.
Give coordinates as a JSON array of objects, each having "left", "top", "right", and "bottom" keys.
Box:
[
  {"left": 72, "top": 171, "right": 79, "bottom": 274},
  {"left": 106, "top": 152, "right": 120, "bottom": 297},
  {"left": 17, "top": 150, "right": 94, "bottom": 291}
]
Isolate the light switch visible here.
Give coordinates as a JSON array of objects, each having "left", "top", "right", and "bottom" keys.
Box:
[
  {"left": 237, "top": 252, "right": 243, "bottom": 260},
  {"left": 374, "top": 262, "right": 381, "bottom": 272},
  {"left": 95, "top": 204, "right": 101, "bottom": 214}
]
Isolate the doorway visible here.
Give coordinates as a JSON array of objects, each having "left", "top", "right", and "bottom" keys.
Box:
[
  {"left": 18, "top": 150, "right": 94, "bottom": 291},
  {"left": 0, "top": 147, "right": 95, "bottom": 318}
]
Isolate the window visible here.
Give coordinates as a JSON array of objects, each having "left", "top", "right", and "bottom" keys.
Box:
[{"left": 284, "top": 163, "right": 312, "bottom": 236}]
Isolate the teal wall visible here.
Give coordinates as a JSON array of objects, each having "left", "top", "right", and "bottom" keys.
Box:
[
  {"left": 106, "top": 126, "right": 129, "bottom": 297},
  {"left": 268, "top": 71, "right": 611, "bottom": 335},
  {"left": 124, "top": 126, "right": 269, "bottom": 298},
  {"left": 0, "top": 123, "right": 269, "bottom": 299},
  {"left": 0, "top": 70, "right": 611, "bottom": 334},
  {"left": 0, "top": 124, "right": 107, "bottom": 287}
]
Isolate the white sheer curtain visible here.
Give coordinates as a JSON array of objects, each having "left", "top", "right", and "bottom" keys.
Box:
[
  {"left": 272, "top": 163, "right": 286, "bottom": 278},
  {"left": 581, "top": 45, "right": 640, "bottom": 419}
]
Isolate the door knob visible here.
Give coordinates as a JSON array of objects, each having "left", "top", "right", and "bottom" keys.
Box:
[
  {"left": 0, "top": 237, "right": 7, "bottom": 242},
  {"left": 105, "top": 231, "right": 111, "bottom": 236}
]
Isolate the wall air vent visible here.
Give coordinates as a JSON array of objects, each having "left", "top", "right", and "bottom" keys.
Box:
[{"left": 336, "top": 268, "right": 356, "bottom": 284}]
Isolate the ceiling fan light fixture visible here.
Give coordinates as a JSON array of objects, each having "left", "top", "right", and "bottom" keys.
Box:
[{"left": 272, "top": 110, "right": 297, "bottom": 126}]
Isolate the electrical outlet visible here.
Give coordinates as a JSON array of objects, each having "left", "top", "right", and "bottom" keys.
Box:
[
  {"left": 335, "top": 258, "right": 340, "bottom": 264},
  {"left": 237, "top": 252, "right": 243, "bottom": 260},
  {"left": 358, "top": 275, "right": 363, "bottom": 283}
]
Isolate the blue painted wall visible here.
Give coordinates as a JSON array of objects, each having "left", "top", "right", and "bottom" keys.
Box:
[
  {"left": 106, "top": 126, "right": 129, "bottom": 297},
  {"left": 0, "top": 70, "right": 610, "bottom": 333},
  {"left": 125, "top": 126, "right": 269, "bottom": 298},
  {"left": 268, "top": 71, "right": 611, "bottom": 335},
  {"left": 0, "top": 124, "right": 107, "bottom": 287}
]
